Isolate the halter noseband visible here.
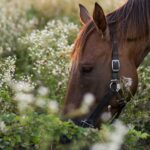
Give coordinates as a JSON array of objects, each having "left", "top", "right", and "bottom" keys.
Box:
[{"left": 74, "top": 23, "right": 127, "bottom": 128}]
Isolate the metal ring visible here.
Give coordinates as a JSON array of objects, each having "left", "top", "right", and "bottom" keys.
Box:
[{"left": 110, "top": 81, "right": 121, "bottom": 92}]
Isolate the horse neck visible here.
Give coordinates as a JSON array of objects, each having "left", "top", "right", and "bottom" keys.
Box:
[
  {"left": 109, "top": 23, "right": 150, "bottom": 68},
  {"left": 134, "top": 37, "right": 150, "bottom": 68}
]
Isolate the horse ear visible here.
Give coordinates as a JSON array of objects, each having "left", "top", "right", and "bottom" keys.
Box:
[
  {"left": 93, "top": 2, "right": 107, "bottom": 33},
  {"left": 79, "top": 4, "right": 91, "bottom": 25}
]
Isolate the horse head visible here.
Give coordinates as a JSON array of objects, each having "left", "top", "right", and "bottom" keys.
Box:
[{"left": 63, "top": 1, "right": 150, "bottom": 128}]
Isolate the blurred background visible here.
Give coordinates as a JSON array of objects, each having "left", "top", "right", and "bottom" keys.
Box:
[
  {"left": 28, "top": 0, "right": 126, "bottom": 18},
  {"left": 0, "top": 0, "right": 126, "bottom": 24}
]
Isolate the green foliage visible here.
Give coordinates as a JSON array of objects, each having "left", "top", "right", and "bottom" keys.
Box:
[
  {"left": 125, "top": 127, "right": 150, "bottom": 150},
  {"left": 0, "top": 112, "right": 106, "bottom": 150}
]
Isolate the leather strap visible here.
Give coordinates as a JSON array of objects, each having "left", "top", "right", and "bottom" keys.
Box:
[{"left": 74, "top": 89, "right": 115, "bottom": 128}]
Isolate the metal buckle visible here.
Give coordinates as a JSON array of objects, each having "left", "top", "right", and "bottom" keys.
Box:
[
  {"left": 112, "top": 59, "right": 120, "bottom": 72},
  {"left": 81, "top": 120, "right": 94, "bottom": 128},
  {"left": 110, "top": 80, "right": 121, "bottom": 92}
]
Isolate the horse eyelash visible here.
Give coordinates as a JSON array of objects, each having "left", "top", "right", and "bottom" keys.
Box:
[
  {"left": 80, "top": 65, "right": 93, "bottom": 74},
  {"left": 127, "top": 38, "right": 138, "bottom": 42},
  {"left": 127, "top": 36, "right": 142, "bottom": 42}
]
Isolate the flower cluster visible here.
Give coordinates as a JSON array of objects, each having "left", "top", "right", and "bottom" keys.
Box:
[
  {"left": 92, "top": 121, "right": 128, "bottom": 150},
  {"left": 11, "top": 80, "right": 59, "bottom": 114},
  {"left": 23, "top": 19, "right": 78, "bottom": 73},
  {"left": 20, "top": 18, "right": 78, "bottom": 101},
  {"left": 0, "top": 0, "right": 38, "bottom": 55},
  {"left": 0, "top": 56, "right": 16, "bottom": 88}
]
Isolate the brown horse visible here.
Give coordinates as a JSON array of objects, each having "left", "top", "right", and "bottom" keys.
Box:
[{"left": 64, "top": 0, "right": 150, "bottom": 128}]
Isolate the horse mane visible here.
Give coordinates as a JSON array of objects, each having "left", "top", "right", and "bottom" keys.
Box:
[
  {"left": 71, "top": 0, "right": 150, "bottom": 60},
  {"left": 107, "top": 0, "right": 150, "bottom": 39}
]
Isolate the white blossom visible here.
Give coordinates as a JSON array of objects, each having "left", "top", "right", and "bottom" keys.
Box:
[
  {"left": 91, "top": 121, "right": 128, "bottom": 150},
  {"left": 48, "top": 100, "right": 59, "bottom": 113},
  {"left": 20, "top": 19, "right": 78, "bottom": 91},
  {"left": 13, "top": 92, "right": 34, "bottom": 111},
  {"left": 83, "top": 93, "right": 95, "bottom": 107},
  {"left": 38, "top": 86, "right": 49, "bottom": 96},
  {"left": 0, "top": 0, "right": 37, "bottom": 54},
  {"left": 11, "top": 81, "right": 34, "bottom": 93},
  {"left": 101, "top": 112, "right": 112, "bottom": 122},
  {"left": 0, "top": 121, "right": 7, "bottom": 133},
  {"left": 14, "top": 93, "right": 34, "bottom": 104},
  {"left": 0, "top": 56, "right": 16, "bottom": 88},
  {"left": 36, "top": 98, "right": 46, "bottom": 108},
  {"left": 122, "top": 76, "right": 133, "bottom": 91}
]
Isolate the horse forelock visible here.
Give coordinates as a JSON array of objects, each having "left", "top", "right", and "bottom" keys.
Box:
[{"left": 71, "top": 20, "right": 95, "bottom": 65}]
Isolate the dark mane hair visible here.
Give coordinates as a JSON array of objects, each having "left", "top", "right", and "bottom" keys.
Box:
[
  {"left": 108, "top": 0, "right": 150, "bottom": 39},
  {"left": 72, "top": 0, "right": 150, "bottom": 60}
]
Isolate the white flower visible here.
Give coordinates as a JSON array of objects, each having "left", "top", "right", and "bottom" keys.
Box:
[
  {"left": 101, "top": 112, "right": 112, "bottom": 122},
  {"left": 14, "top": 93, "right": 34, "bottom": 104},
  {"left": 122, "top": 76, "right": 133, "bottom": 91},
  {"left": 38, "top": 86, "right": 49, "bottom": 96},
  {"left": 48, "top": 100, "right": 59, "bottom": 113},
  {"left": 91, "top": 144, "right": 109, "bottom": 150},
  {"left": 0, "top": 121, "right": 7, "bottom": 133},
  {"left": 12, "top": 81, "right": 33, "bottom": 92},
  {"left": 36, "top": 98, "right": 46, "bottom": 107},
  {"left": 0, "top": 56, "right": 16, "bottom": 87},
  {"left": 18, "top": 102, "right": 29, "bottom": 112},
  {"left": 83, "top": 93, "right": 95, "bottom": 107},
  {"left": 91, "top": 121, "right": 128, "bottom": 150},
  {"left": 14, "top": 92, "right": 34, "bottom": 111}
]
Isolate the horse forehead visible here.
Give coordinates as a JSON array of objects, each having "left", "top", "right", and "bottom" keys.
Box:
[
  {"left": 82, "top": 36, "right": 111, "bottom": 61},
  {"left": 86, "top": 29, "right": 103, "bottom": 44}
]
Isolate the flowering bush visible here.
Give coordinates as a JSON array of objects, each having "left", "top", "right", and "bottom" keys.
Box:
[
  {"left": 18, "top": 19, "right": 78, "bottom": 102},
  {"left": 0, "top": 0, "right": 38, "bottom": 56},
  {"left": 121, "top": 54, "right": 150, "bottom": 149}
]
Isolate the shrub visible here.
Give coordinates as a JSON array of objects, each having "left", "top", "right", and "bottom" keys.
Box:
[
  {"left": 18, "top": 18, "right": 78, "bottom": 102},
  {"left": 0, "top": 0, "right": 38, "bottom": 56}
]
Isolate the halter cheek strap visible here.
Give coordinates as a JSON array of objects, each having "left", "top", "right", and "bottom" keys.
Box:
[{"left": 74, "top": 23, "right": 127, "bottom": 128}]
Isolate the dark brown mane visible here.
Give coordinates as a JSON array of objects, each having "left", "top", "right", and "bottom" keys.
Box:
[
  {"left": 107, "top": 0, "right": 150, "bottom": 39},
  {"left": 72, "top": 0, "right": 150, "bottom": 60}
]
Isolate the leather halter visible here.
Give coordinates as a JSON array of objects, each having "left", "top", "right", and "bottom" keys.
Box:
[{"left": 74, "top": 23, "right": 127, "bottom": 128}]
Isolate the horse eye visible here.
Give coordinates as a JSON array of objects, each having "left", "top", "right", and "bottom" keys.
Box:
[
  {"left": 127, "top": 37, "right": 138, "bottom": 42},
  {"left": 80, "top": 65, "right": 93, "bottom": 74}
]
